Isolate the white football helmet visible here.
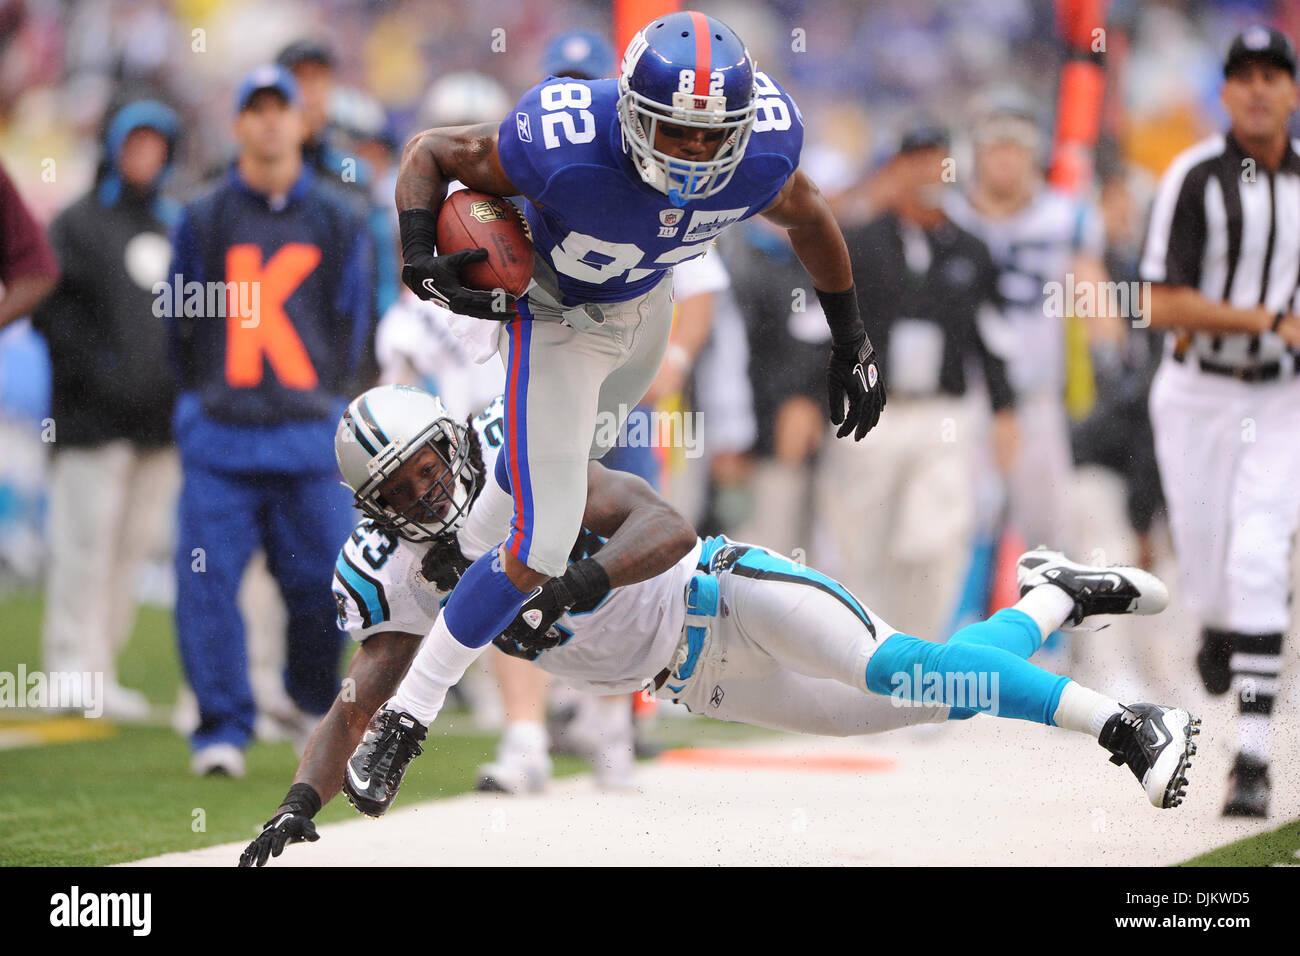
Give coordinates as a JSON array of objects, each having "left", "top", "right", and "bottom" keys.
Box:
[
  {"left": 421, "top": 71, "right": 511, "bottom": 128},
  {"left": 335, "top": 384, "right": 480, "bottom": 543}
]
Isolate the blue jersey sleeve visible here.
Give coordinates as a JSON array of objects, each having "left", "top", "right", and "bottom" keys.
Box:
[{"left": 737, "top": 71, "right": 805, "bottom": 212}]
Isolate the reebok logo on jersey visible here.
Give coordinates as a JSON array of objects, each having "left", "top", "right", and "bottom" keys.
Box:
[{"left": 515, "top": 112, "right": 533, "bottom": 143}]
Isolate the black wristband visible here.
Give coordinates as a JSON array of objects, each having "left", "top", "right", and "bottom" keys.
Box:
[
  {"left": 815, "top": 286, "right": 866, "bottom": 348},
  {"left": 276, "top": 782, "right": 322, "bottom": 820},
  {"left": 1273, "top": 311, "right": 1286, "bottom": 333},
  {"left": 550, "top": 557, "right": 611, "bottom": 609},
  {"left": 398, "top": 208, "right": 438, "bottom": 262}
]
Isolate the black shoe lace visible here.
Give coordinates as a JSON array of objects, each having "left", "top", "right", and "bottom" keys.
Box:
[
  {"left": 366, "top": 712, "right": 424, "bottom": 790},
  {"left": 1100, "top": 705, "right": 1150, "bottom": 775}
]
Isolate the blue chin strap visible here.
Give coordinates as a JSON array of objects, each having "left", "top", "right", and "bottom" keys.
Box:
[{"left": 666, "top": 162, "right": 706, "bottom": 207}]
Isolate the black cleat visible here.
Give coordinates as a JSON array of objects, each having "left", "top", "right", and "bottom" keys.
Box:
[
  {"left": 1098, "top": 703, "right": 1199, "bottom": 808},
  {"left": 1196, "top": 629, "right": 1234, "bottom": 697},
  {"left": 342, "top": 707, "right": 427, "bottom": 817},
  {"left": 1017, "top": 548, "right": 1169, "bottom": 628},
  {"left": 1222, "top": 753, "right": 1270, "bottom": 818}
]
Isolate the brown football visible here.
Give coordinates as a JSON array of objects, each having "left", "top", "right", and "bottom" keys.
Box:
[{"left": 435, "top": 190, "right": 534, "bottom": 297}]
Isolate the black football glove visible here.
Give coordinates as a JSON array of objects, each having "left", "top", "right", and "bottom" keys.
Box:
[
  {"left": 827, "top": 334, "right": 887, "bottom": 441},
  {"left": 492, "top": 558, "right": 611, "bottom": 660},
  {"left": 238, "top": 784, "right": 321, "bottom": 868},
  {"left": 401, "top": 252, "right": 516, "bottom": 321},
  {"left": 493, "top": 583, "right": 567, "bottom": 661},
  {"left": 239, "top": 811, "right": 319, "bottom": 868}
]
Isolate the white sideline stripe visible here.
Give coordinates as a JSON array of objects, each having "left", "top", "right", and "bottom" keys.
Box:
[{"left": 119, "top": 711, "right": 1296, "bottom": 868}]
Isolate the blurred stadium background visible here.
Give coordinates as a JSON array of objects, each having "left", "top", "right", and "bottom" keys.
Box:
[{"left": 1, "top": 0, "right": 1299, "bottom": 867}]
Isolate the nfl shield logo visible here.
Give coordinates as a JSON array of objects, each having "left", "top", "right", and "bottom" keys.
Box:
[
  {"left": 660, "top": 209, "right": 683, "bottom": 227},
  {"left": 523, "top": 608, "right": 544, "bottom": 629}
]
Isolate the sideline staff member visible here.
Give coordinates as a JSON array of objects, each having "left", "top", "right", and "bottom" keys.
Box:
[{"left": 167, "top": 65, "right": 372, "bottom": 777}]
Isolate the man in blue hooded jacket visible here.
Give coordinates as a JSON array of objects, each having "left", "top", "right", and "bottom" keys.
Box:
[{"left": 31, "top": 98, "right": 183, "bottom": 721}]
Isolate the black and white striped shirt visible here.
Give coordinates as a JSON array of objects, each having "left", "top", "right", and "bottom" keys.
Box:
[{"left": 1141, "top": 133, "right": 1300, "bottom": 369}]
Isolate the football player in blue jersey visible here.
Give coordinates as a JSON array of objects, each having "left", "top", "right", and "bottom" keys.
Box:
[{"left": 387, "top": 11, "right": 886, "bottom": 727}]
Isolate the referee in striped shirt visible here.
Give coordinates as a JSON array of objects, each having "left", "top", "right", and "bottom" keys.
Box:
[{"left": 1143, "top": 25, "right": 1300, "bottom": 817}]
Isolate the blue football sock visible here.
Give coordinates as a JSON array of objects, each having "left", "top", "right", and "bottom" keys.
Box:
[
  {"left": 942, "top": 609, "right": 1044, "bottom": 720},
  {"left": 865, "top": 628, "right": 1070, "bottom": 726},
  {"left": 441, "top": 548, "right": 533, "bottom": 648},
  {"left": 947, "top": 608, "right": 1042, "bottom": 659}
]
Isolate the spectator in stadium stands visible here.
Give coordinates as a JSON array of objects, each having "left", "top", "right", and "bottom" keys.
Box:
[
  {"left": 277, "top": 38, "right": 389, "bottom": 389},
  {"left": 275, "top": 39, "right": 354, "bottom": 188},
  {"left": 27, "top": 101, "right": 182, "bottom": 721},
  {"left": 166, "top": 65, "right": 372, "bottom": 777},
  {"left": 823, "top": 125, "right": 1019, "bottom": 642}
]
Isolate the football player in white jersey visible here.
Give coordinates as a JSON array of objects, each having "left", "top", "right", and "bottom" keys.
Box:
[
  {"left": 946, "top": 92, "right": 1116, "bottom": 554},
  {"left": 239, "top": 385, "right": 1199, "bottom": 866}
]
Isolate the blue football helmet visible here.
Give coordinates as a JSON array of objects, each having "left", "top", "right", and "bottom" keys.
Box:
[{"left": 617, "top": 10, "right": 757, "bottom": 207}]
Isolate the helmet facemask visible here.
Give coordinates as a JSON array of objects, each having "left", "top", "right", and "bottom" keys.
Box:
[
  {"left": 618, "top": 82, "right": 756, "bottom": 207},
  {"left": 350, "top": 417, "right": 479, "bottom": 543}
]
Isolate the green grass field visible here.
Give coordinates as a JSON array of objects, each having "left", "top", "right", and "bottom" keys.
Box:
[
  {"left": 1181, "top": 820, "right": 1300, "bottom": 867},
  {"left": 0, "top": 589, "right": 757, "bottom": 866}
]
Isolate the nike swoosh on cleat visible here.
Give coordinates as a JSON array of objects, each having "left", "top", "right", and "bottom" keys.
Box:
[
  {"left": 1148, "top": 721, "right": 1170, "bottom": 749},
  {"left": 346, "top": 762, "right": 371, "bottom": 792}
]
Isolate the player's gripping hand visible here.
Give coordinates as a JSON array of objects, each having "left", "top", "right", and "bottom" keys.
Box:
[
  {"left": 401, "top": 251, "right": 515, "bottom": 321},
  {"left": 398, "top": 207, "right": 516, "bottom": 321},
  {"left": 493, "top": 558, "right": 611, "bottom": 660},
  {"left": 238, "top": 783, "right": 322, "bottom": 868},
  {"left": 827, "top": 334, "right": 886, "bottom": 441},
  {"left": 494, "top": 583, "right": 567, "bottom": 660}
]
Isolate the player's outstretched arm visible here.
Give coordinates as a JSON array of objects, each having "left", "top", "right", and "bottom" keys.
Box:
[
  {"left": 396, "top": 123, "right": 523, "bottom": 320},
  {"left": 578, "top": 461, "right": 699, "bottom": 588},
  {"left": 237, "top": 631, "right": 420, "bottom": 867},
  {"left": 759, "top": 168, "right": 853, "bottom": 293},
  {"left": 759, "top": 169, "right": 887, "bottom": 442},
  {"left": 495, "top": 462, "right": 698, "bottom": 657}
]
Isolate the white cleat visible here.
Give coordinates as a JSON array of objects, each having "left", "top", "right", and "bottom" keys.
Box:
[
  {"left": 190, "top": 742, "right": 247, "bottom": 778},
  {"left": 476, "top": 752, "right": 552, "bottom": 794},
  {"left": 1098, "top": 704, "right": 1200, "bottom": 808},
  {"left": 1017, "top": 547, "right": 1169, "bottom": 628}
]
